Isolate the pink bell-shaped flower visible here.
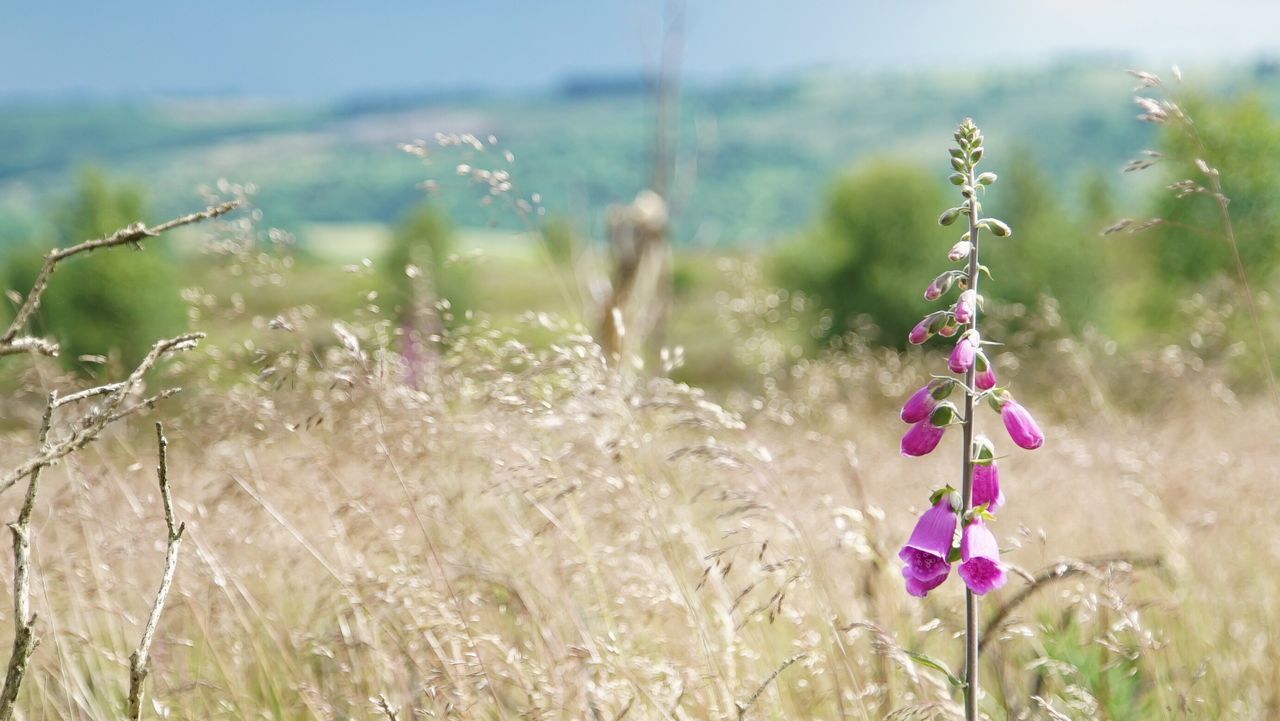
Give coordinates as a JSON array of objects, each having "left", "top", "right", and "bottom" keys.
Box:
[
  {"left": 954, "top": 290, "right": 977, "bottom": 324},
  {"left": 958, "top": 521, "right": 1007, "bottom": 595},
  {"left": 899, "top": 500, "right": 958, "bottom": 598},
  {"left": 998, "top": 394, "right": 1044, "bottom": 450},
  {"left": 975, "top": 352, "right": 997, "bottom": 391},
  {"left": 948, "top": 331, "right": 980, "bottom": 374}
]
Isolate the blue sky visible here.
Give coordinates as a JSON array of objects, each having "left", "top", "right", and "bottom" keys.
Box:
[{"left": 3, "top": 0, "right": 1279, "bottom": 99}]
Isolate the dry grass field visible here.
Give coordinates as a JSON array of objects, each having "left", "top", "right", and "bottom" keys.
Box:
[{"left": 1, "top": 240, "right": 1275, "bottom": 720}]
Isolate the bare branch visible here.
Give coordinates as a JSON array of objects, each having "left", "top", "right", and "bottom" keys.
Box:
[
  {"left": 0, "top": 200, "right": 240, "bottom": 356},
  {"left": 127, "top": 422, "right": 186, "bottom": 721},
  {"left": 0, "top": 394, "right": 56, "bottom": 720},
  {"left": 0, "top": 337, "right": 58, "bottom": 358},
  {"left": 0, "top": 200, "right": 226, "bottom": 717},
  {"left": 51, "top": 381, "right": 127, "bottom": 408},
  {"left": 0, "top": 334, "right": 202, "bottom": 498}
]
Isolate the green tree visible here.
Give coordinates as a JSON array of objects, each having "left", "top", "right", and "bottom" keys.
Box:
[
  {"left": 381, "top": 203, "right": 468, "bottom": 321},
  {"left": 1147, "top": 95, "right": 1280, "bottom": 301},
  {"left": 539, "top": 215, "right": 578, "bottom": 269},
  {"left": 978, "top": 150, "right": 1108, "bottom": 329},
  {"left": 774, "top": 161, "right": 950, "bottom": 344},
  {"left": 3, "top": 169, "right": 183, "bottom": 369}
]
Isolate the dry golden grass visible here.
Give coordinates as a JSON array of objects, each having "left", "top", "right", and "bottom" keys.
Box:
[
  {"left": 0, "top": 193, "right": 1273, "bottom": 719},
  {"left": 1, "top": 275, "right": 1277, "bottom": 720}
]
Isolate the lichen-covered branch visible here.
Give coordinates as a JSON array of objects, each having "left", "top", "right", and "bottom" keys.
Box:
[
  {"left": 126, "top": 422, "right": 186, "bottom": 720},
  {"left": 0, "top": 333, "right": 202, "bottom": 498},
  {"left": 0, "top": 396, "right": 55, "bottom": 721}
]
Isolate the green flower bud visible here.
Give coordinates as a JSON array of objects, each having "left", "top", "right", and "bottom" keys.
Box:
[
  {"left": 949, "top": 172, "right": 966, "bottom": 185},
  {"left": 987, "top": 388, "right": 1011, "bottom": 413},
  {"left": 930, "top": 401, "right": 959, "bottom": 426},
  {"left": 977, "top": 172, "right": 998, "bottom": 186},
  {"left": 971, "top": 436, "right": 996, "bottom": 464},
  {"left": 938, "top": 207, "right": 962, "bottom": 226},
  {"left": 985, "top": 219, "right": 1011, "bottom": 237},
  {"left": 929, "top": 484, "right": 958, "bottom": 507}
]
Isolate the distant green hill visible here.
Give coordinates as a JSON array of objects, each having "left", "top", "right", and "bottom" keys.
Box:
[{"left": 2, "top": 61, "right": 1277, "bottom": 247}]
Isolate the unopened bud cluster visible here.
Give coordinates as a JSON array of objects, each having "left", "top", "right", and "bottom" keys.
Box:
[{"left": 898, "top": 119, "right": 1045, "bottom": 598}]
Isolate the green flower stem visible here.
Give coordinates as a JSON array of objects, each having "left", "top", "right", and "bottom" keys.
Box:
[{"left": 961, "top": 134, "right": 983, "bottom": 721}]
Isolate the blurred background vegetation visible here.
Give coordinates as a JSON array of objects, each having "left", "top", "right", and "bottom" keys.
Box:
[{"left": 5, "top": 61, "right": 1280, "bottom": 387}]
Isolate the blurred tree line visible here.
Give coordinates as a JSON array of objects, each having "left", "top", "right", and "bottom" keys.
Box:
[
  {"left": 7, "top": 90, "right": 1280, "bottom": 379},
  {"left": 775, "top": 92, "right": 1280, "bottom": 362},
  {"left": 774, "top": 154, "right": 1113, "bottom": 344}
]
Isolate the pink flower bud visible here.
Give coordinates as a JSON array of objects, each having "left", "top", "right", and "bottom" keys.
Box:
[
  {"left": 1000, "top": 397, "right": 1044, "bottom": 450},
  {"left": 899, "top": 501, "right": 957, "bottom": 598},
  {"left": 954, "top": 290, "right": 977, "bottom": 324},
  {"left": 923, "top": 272, "right": 954, "bottom": 301},
  {"left": 901, "top": 418, "right": 946, "bottom": 457},
  {"left": 948, "top": 331, "right": 980, "bottom": 374},
  {"left": 923, "top": 281, "right": 943, "bottom": 302},
  {"left": 972, "top": 461, "right": 1004, "bottom": 512},
  {"left": 948, "top": 240, "right": 972, "bottom": 262},
  {"left": 958, "top": 521, "right": 1006, "bottom": 595},
  {"left": 975, "top": 352, "right": 997, "bottom": 390},
  {"left": 900, "top": 385, "right": 937, "bottom": 424},
  {"left": 908, "top": 318, "right": 932, "bottom": 345}
]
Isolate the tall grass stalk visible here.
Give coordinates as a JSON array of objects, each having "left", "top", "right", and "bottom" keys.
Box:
[{"left": 1114, "top": 68, "right": 1280, "bottom": 411}]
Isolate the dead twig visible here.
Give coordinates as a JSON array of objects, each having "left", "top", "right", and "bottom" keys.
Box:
[
  {"left": 0, "top": 396, "right": 55, "bottom": 720},
  {"left": 0, "top": 200, "right": 240, "bottom": 357},
  {"left": 126, "top": 422, "right": 186, "bottom": 720},
  {"left": 0, "top": 201, "right": 226, "bottom": 718},
  {"left": 0, "top": 333, "right": 202, "bottom": 497}
]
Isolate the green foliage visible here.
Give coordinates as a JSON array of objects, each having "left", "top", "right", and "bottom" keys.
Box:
[
  {"left": 773, "top": 161, "right": 949, "bottom": 344},
  {"left": 1038, "top": 616, "right": 1153, "bottom": 719},
  {"left": 1148, "top": 95, "right": 1280, "bottom": 297},
  {"left": 538, "top": 216, "right": 578, "bottom": 268},
  {"left": 3, "top": 169, "right": 183, "bottom": 369},
  {"left": 1119, "top": 93, "right": 1280, "bottom": 384},
  {"left": 775, "top": 152, "right": 1125, "bottom": 346},
  {"left": 979, "top": 150, "right": 1109, "bottom": 328},
  {"left": 381, "top": 203, "right": 470, "bottom": 320}
]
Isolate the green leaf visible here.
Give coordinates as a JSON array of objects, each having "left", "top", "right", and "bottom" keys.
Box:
[{"left": 904, "top": 650, "right": 966, "bottom": 688}]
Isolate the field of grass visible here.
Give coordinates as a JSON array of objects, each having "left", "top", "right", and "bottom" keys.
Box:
[
  {"left": 1, "top": 230, "right": 1277, "bottom": 719},
  {"left": 6, "top": 57, "right": 1280, "bottom": 721}
]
